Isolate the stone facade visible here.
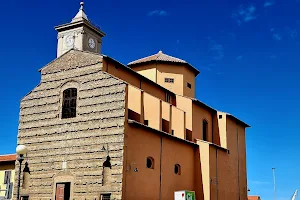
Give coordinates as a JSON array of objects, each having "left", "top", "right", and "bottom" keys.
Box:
[{"left": 15, "top": 50, "right": 126, "bottom": 200}]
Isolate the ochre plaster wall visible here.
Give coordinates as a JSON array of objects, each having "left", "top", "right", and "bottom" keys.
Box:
[
  {"left": 182, "top": 65, "right": 196, "bottom": 98},
  {"left": 224, "top": 117, "right": 248, "bottom": 200},
  {"left": 124, "top": 125, "right": 195, "bottom": 200},
  {"left": 176, "top": 95, "right": 193, "bottom": 131},
  {"left": 103, "top": 59, "right": 169, "bottom": 103},
  {"left": 144, "top": 93, "right": 160, "bottom": 130},
  {"left": 192, "top": 103, "right": 213, "bottom": 142},
  {"left": 131, "top": 62, "right": 196, "bottom": 98}
]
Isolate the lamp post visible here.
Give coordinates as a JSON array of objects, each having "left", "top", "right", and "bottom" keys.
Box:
[
  {"left": 16, "top": 145, "right": 28, "bottom": 200},
  {"left": 272, "top": 167, "right": 276, "bottom": 200}
]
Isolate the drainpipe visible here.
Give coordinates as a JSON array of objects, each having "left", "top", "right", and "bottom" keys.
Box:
[
  {"left": 237, "top": 125, "right": 241, "bottom": 200},
  {"left": 159, "top": 137, "right": 163, "bottom": 200},
  {"left": 216, "top": 149, "right": 218, "bottom": 200}
]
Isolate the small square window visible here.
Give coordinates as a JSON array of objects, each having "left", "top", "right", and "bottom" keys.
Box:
[
  {"left": 187, "top": 83, "right": 192, "bottom": 88},
  {"left": 165, "top": 78, "right": 174, "bottom": 83},
  {"left": 219, "top": 115, "right": 222, "bottom": 119},
  {"left": 144, "top": 120, "right": 149, "bottom": 126}
]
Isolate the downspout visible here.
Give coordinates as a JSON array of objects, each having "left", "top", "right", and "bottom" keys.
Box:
[
  {"left": 216, "top": 149, "right": 218, "bottom": 200},
  {"left": 237, "top": 125, "right": 241, "bottom": 200},
  {"left": 159, "top": 137, "right": 163, "bottom": 200},
  {"left": 212, "top": 112, "right": 214, "bottom": 143}
]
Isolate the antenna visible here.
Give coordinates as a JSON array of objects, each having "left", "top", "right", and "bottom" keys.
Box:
[{"left": 272, "top": 168, "right": 276, "bottom": 200}]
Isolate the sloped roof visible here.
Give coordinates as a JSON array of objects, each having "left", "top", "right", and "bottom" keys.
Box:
[
  {"left": 128, "top": 50, "right": 200, "bottom": 75},
  {"left": 191, "top": 98, "right": 250, "bottom": 128},
  {"left": 0, "top": 154, "right": 16, "bottom": 162},
  {"left": 39, "top": 49, "right": 103, "bottom": 74},
  {"left": 248, "top": 196, "right": 261, "bottom": 200}
]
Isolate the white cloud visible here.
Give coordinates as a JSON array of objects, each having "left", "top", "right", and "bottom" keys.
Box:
[
  {"left": 148, "top": 10, "right": 168, "bottom": 16},
  {"left": 288, "top": 29, "right": 298, "bottom": 39},
  {"left": 236, "top": 55, "right": 243, "bottom": 60},
  {"left": 270, "top": 28, "right": 282, "bottom": 41},
  {"left": 210, "top": 43, "right": 224, "bottom": 60},
  {"left": 232, "top": 4, "right": 257, "bottom": 25},
  {"left": 273, "top": 33, "right": 282, "bottom": 40},
  {"left": 264, "top": 1, "right": 276, "bottom": 7},
  {"left": 206, "top": 37, "right": 224, "bottom": 60}
]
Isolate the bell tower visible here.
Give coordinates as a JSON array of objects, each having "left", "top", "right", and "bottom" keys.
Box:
[{"left": 55, "top": 2, "right": 106, "bottom": 57}]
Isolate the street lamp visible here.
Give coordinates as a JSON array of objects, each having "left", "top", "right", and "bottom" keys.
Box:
[
  {"left": 272, "top": 167, "right": 276, "bottom": 200},
  {"left": 16, "top": 145, "right": 28, "bottom": 200}
]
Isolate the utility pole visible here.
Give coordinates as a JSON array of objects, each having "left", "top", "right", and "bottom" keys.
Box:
[{"left": 272, "top": 168, "right": 276, "bottom": 200}]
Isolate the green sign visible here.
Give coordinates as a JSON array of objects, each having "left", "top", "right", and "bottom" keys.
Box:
[{"left": 185, "top": 191, "right": 195, "bottom": 200}]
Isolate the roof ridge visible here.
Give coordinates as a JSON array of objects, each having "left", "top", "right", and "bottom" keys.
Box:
[{"left": 0, "top": 154, "right": 16, "bottom": 156}]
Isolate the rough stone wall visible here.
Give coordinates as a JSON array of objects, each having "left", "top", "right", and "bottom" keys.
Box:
[{"left": 14, "top": 50, "right": 126, "bottom": 200}]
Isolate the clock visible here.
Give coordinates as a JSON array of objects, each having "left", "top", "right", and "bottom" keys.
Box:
[
  {"left": 65, "top": 35, "right": 74, "bottom": 47},
  {"left": 88, "top": 38, "right": 96, "bottom": 49}
]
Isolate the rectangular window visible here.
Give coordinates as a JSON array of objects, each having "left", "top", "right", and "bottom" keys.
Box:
[
  {"left": 62, "top": 88, "right": 77, "bottom": 119},
  {"left": 144, "top": 120, "right": 149, "bottom": 126},
  {"left": 5, "top": 182, "right": 13, "bottom": 199},
  {"left": 101, "top": 194, "right": 111, "bottom": 200},
  {"left": 185, "top": 129, "right": 192, "bottom": 141},
  {"left": 165, "top": 78, "right": 174, "bottom": 83},
  {"left": 166, "top": 93, "right": 171, "bottom": 103},
  {"left": 171, "top": 130, "right": 174, "bottom": 135},
  {"left": 162, "top": 119, "right": 170, "bottom": 133},
  {"left": 187, "top": 82, "right": 192, "bottom": 88},
  {"left": 4, "top": 171, "right": 11, "bottom": 184},
  {"left": 203, "top": 120, "right": 208, "bottom": 141}
]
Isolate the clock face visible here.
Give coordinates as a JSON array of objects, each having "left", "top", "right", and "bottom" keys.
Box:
[
  {"left": 88, "top": 38, "right": 96, "bottom": 49},
  {"left": 65, "top": 35, "right": 74, "bottom": 47}
]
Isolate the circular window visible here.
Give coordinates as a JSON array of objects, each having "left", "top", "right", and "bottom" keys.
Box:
[
  {"left": 146, "top": 157, "right": 154, "bottom": 169},
  {"left": 174, "top": 164, "right": 181, "bottom": 175}
]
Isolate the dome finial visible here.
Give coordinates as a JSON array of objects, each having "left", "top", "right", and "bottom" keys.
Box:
[
  {"left": 158, "top": 50, "right": 163, "bottom": 54},
  {"left": 72, "top": 1, "right": 88, "bottom": 22},
  {"left": 80, "top": 2, "right": 84, "bottom": 10}
]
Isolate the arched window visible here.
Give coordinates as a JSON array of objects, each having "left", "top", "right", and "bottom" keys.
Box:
[
  {"left": 174, "top": 164, "right": 181, "bottom": 175},
  {"left": 146, "top": 157, "right": 154, "bottom": 169},
  {"left": 203, "top": 120, "right": 208, "bottom": 141},
  {"left": 62, "top": 88, "right": 77, "bottom": 119},
  {"left": 103, "top": 156, "right": 112, "bottom": 169}
]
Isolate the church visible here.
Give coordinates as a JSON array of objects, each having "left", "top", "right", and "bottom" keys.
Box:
[{"left": 15, "top": 2, "right": 250, "bottom": 200}]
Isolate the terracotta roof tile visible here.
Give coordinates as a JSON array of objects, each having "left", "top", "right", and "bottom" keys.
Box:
[
  {"left": 128, "top": 50, "right": 200, "bottom": 75},
  {"left": 0, "top": 154, "right": 16, "bottom": 162},
  {"left": 248, "top": 196, "right": 261, "bottom": 200},
  {"left": 128, "top": 50, "right": 187, "bottom": 65}
]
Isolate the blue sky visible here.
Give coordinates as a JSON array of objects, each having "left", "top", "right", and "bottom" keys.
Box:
[{"left": 0, "top": 0, "right": 299, "bottom": 199}]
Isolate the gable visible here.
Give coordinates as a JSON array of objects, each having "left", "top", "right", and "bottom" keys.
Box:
[{"left": 40, "top": 49, "right": 103, "bottom": 74}]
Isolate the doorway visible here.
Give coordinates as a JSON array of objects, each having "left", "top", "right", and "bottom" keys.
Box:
[{"left": 55, "top": 182, "right": 71, "bottom": 200}]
